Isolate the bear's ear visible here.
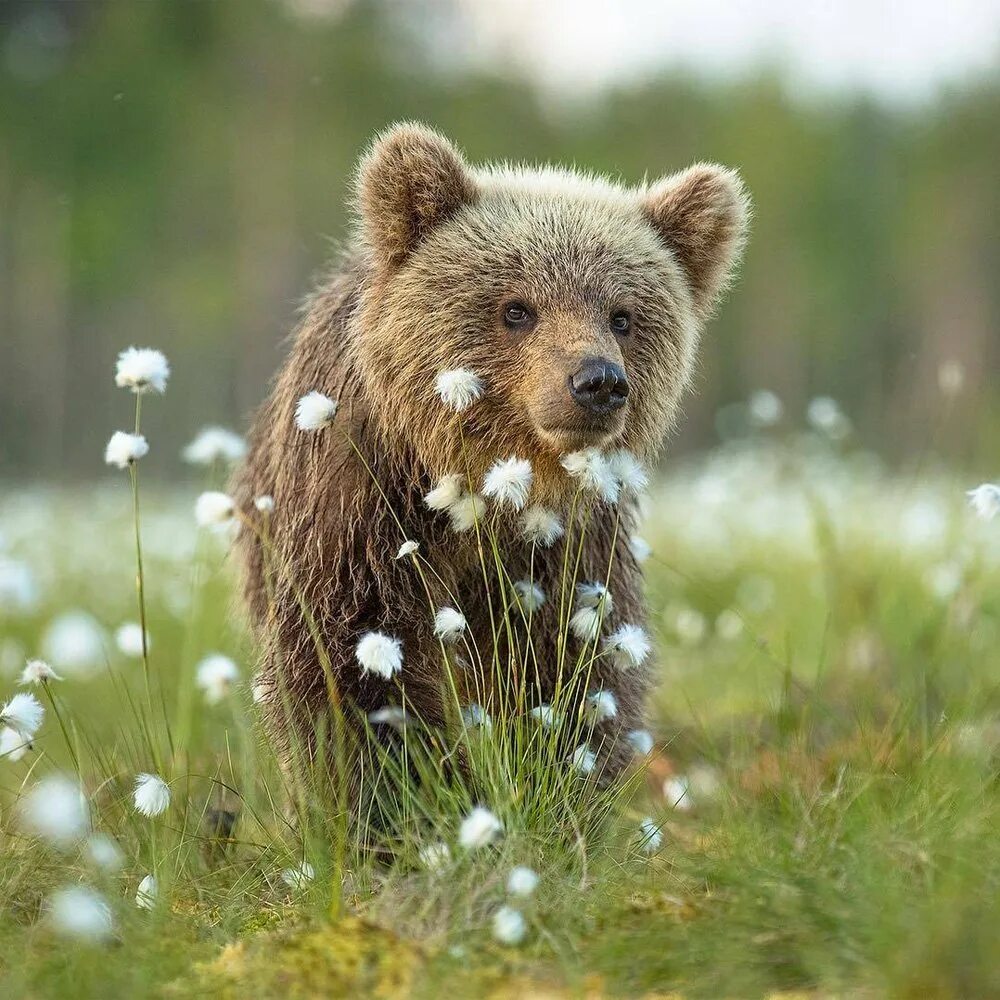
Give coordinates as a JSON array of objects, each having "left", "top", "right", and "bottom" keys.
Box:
[
  {"left": 641, "top": 164, "right": 750, "bottom": 315},
  {"left": 356, "top": 122, "right": 477, "bottom": 273}
]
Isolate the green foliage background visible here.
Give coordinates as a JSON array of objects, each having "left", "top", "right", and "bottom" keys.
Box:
[{"left": 1, "top": 0, "right": 998, "bottom": 478}]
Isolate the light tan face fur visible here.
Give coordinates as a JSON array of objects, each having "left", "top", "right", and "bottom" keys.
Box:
[{"left": 350, "top": 124, "right": 749, "bottom": 507}]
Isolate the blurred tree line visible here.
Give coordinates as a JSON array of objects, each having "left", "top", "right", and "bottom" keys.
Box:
[{"left": 1, "top": 0, "right": 997, "bottom": 479}]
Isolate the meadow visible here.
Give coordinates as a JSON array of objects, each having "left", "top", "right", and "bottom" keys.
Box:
[{"left": 1, "top": 373, "right": 999, "bottom": 998}]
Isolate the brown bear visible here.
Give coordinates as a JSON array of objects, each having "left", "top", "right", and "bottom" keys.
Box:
[{"left": 233, "top": 122, "right": 748, "bottom": 782}]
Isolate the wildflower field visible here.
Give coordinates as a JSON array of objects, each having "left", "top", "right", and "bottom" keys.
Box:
[{"left": 1, "top": 366, "right": 999, "bottom": 998}]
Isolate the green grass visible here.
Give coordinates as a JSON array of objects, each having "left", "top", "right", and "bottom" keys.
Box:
[{"left": 1, "top": 437, "right": 998, "bottom": 998}]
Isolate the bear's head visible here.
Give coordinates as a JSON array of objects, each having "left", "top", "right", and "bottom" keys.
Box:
[{"left": 350, "top": 123, "right": 749, "bottom": 506}]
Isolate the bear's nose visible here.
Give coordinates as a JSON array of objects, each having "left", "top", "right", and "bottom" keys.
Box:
[{"left": 568, "top": 358, "right": 629, "bottom": 414}]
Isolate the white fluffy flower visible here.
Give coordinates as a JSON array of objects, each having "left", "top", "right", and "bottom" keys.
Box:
[
  {"left": 133, "top": 773, "right": 170, "bottom": 818},
  {"left": 521, "top": 505, "right": 564, "bottom": 547},
  {"left": 104, "top": 431, "right": 149, "bottom": 469},
  {"left": 254, "top": 494, "right": 274, "bottom": 514},
  {"left": 0, "top": 726, "right": 29, "bottom": 761},
  {"left": 571, "top": 744, "right": 597, "bottom": 775},
  {"left": 483, "top": 456, "right": 533, "bottom": 510},
  {"left": 85, "top": 833, "right": 124, "bottom": 872},
  {"left": 627, "top": 729, "right": 654, "bottom": 756},
  {"left": 195, "top": 491, "right": 237, "bottom": 530},
  {"left": 530, "top": 704, "right": 558, "bottom": 728},
  {"left": 42, "top": 612, "right": 105, "bottom": 676},
  {"left": 281, "top": 861, "right": 315, "bottom": 889},
  {"left": 458, "top": 805, "right": 503, "bottom": 850},
  {"left": 569, "top": 606, "right": 602, "bottom": 643},
  {"left": 461, "top": 703, "right": 492, "bottom": 729},
  {"left": 576, "top": 582, "right": 613, "bottom": 613},
  {"left": 639, "top": 817, "right": 663, "bottom": 853},
  {"left": 418, "top": 842, "right": 452, "bottom": 872},
  {"left": 20, "top": 775, "right": 89, "bottom": 846},
  {"left": 395, "top": 539, "right": 419, "bottom": 559},
  {"left": 48, "top": 887, "right": 113, "bottom": 940},
  {"left": 433, "top": 606, "right": 467, "bottom": 643},
  {"left": 182, "top": 426, "right": 246, "bottom": 465},
  {"left": 748, "top": 389, "right": 783, "bottom": 426},
  {"left": 603, "top": 624, "right": 651, "bottom": 670},
  {"left": 629, "top": 534, "right": 652, "bottom": 563},
  {"left": 135, "top": 874, "right": 158, "bottom": 909},
  {"left": 355, "top": 631, "right": 403, "bottom": 680},
  {"left": 606, "top": 450, "right": 649, "bottom": 496},
  {"left": 673, "top": 607, "right": 707, "bottom": 646},
  {"left": 1, "top": 691, "right": 44, "bottom": 737},
  {"left": 448, "top": 493, "right": 486, "bottom": 532},
  {"left": 513, "top": 580, "right": 545, "bottom": 613},
  {"left": 506, "top": 866, "right": 539, "bottom": 898},
  {"left": 196, "top": 654, "right": 239, "bottom": 704},
  {"left": 807, "top": 396, "right": 850, "bottom": 439},
  {"left": 435, "top": 368, "right": 484, "bottom": 411},
  {"left": 424, "top": 473, "right": 465, "bottom": 511},
  {"left": 115, "top": 623, "right": 149, "bottom": 659},
  {"left": 492, "top": 905, "right": 527, "bottom": 945},
  {"left": 368, "top": 706, "right": 410, "bottom": 731},
  {"left": 663, "top": 775, "right": 692, "bottom": 811},
  {"left": 0, "top": 560, "right": 38, "bottom": 614},
  {"left": 294, "top": 390, "right": 338, "bottom": 430},
  {"left": 715, "top": 609, "right": 744, "bottom": 641},
  {"left": 967, "top": 484, "right": 1000, "bottom": 522},
  {"left": 586, "top": 689, "right": 618, "bottom": 723},
  {"left": 20, "top": 659, "right": 62, "bottom": 685},
  {"left": 115, "top": 347, "right": 170, "bottom": 394},
  {"left": 560, "top": 448, "right": 619, "bottom": 503},
  {"left": 938, "top": 360, "right": 965, "bottom": 397}
]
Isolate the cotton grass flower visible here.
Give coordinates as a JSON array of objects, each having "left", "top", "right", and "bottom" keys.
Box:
[
  {"left": 196, "top": 654, "right": 239, "bottom": 704},
  {"left": 254, "top": 494, "right": 274, "bottom": 514},
  {"left": 42, "top": 612, "right": 105, "bottom": 676},
  {"left": 85, "top": 833, "right": 124, "bottom": 872},
  {"left": 520, "top": 505, "right": 563, "bottom": 547},
  {"left": 355, "top": 631, "right": 403, "bottom": 680},
  {"left": 395, "top": 539, "right": 419, "bottom": 559},
  {"left": 1, "top": 691, "right": 44, "bottom": 737},
  {"left": 492, "top": 906, "right": 527, "bottom": 945},
  {"left": 506, "top": 866, "right": 539, "bottom": 898},
  {"left": 458, "top": 805, "right": 503, "bottom": 850},
  {"left": 627, "top": 729, "right": 655, "bottom": 756},
  {"left": 133, "top": 773, "right": 170, "bottom": 818},
  {"left": 281, "top": 862, "right": 315, "bottom": 890},
  {"left": 530, "top": 704, "right": 558, "bottom": 728},
  {"left": 576, "top": 581, "right": 612, "bottom": 613},
  {"left": 663, "top": 775, "right": 692, "bottom": 811},
  {"left": 461, "top": 703, "right": 492, "bottom": 729},
  {"left": 20, "top": 658, "right": 62, "bottom": 685},
  {"left": 115, "top": 346, "right": 170, "bottom": 394},
  {"left": 424, "top": 473, "right": 465, "bottom": 511},
  {"left": 182, "top": 426, "right": 246, "bottom": 465},
  {"left": 807, "top": 396, "right": 850, "bottom": 439},
  {"left": 448, "top": 493, "right": 486, "bottom": 532},
  {"left": 715, "top": 609, "right": 744, "bottom": 641},
  {"left": 586, "top": 689, "right": 618, "bottom": 723},
  {"left": 435, "top": 368, "right": 483, "bottom": 411},
  {"left": 48, "top": 887, "right": 113, "bottom": 941},
  {"left": 483, "top": 456, "right": 533, "bottom": 510},
  {"left": 966, "top": 484, "right": 1000, "bottom": 521},
  {"left": 194, "top": 491, "right": 237, "bottom": 531},
  {"left": 294, "top": 390, "right": 338, "bottom": 430},
  {"left": 0, "top": 726, "right": 29, "bottom": 761},
  {"left": 606, "top": 450, "right": 649, "bottom": 495},
  {"left": 513, "top": 580, "right": 545, "bottom": 613},
  {"left": 603, "top": 624, "right": 651, "bottom": 670},
  {"left": 629, "top": 534, "right": 652, "bottom": 563},
  {"left": 938, "top": 360, "right": 965, "bottom": 397},
  {"left": 418, "top": 842, "right": 452, "bottom": 872},
  {"left": 135, "top": 874, "right": 158, "bottom": 910},
  {"left": 368, "top": 706, "right": 410, "bottom": 731},
  {"left": 638, "top": 817, "right": 663, "bottom": 853},
  {"left": 104, "top": 431, "right": 149, "bottom": 469},
  {"left": 571, "top": 744, "right": 597, "bottom": 775},
  {"left": 433, "top": 606, "right": 467, "bottom": 643},
  {"left": 748, "top": 389, "right": 784, "bottom": 426},
  {"left": 20, "top": 775, "right": 89, "bottom": 846},
  {"left": 569, "top": 606, "right": 602, "bottom": 643},
  {"left": 115, "top": 623, "right": 149, "bottom": 659},
  {"left": 560, "top": 448, "right": 619, "bottom": 502}
]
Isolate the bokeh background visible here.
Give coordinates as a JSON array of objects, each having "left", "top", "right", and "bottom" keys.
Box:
[{"left": 1, "top": 0, "right": 998, "bottom": 480}]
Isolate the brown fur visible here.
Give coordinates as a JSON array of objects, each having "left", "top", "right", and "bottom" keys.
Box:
[{"left": 232, "top": 123, "right": 749, "bottom": 778}]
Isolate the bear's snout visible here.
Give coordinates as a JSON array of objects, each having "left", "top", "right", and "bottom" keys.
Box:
[{"left": 568, "top": 357, "right": 629, "bottom": 415}]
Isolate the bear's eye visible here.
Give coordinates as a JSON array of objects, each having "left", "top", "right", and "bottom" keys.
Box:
[
  {"left": 502, "top": 301, "right": 533, "bottom": 329},
  {"left": 610, "top": 311, "right": 631, "bottom": 335}
]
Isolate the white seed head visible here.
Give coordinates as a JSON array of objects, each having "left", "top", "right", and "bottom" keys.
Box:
[
  {"left": 20, "top": 775, "right": 89, "bottom": 846},
  {"left": 461, "top": 703, "right": 492, "bottom": 729},
  {"left": 520, "top": 505, "right": 564, "bottom": 547},
  {"left": 115, "top": 347, "right": 170, "bottom": 395},
  {"left": 807, "top": 396, "right": 850, "bottom": 439},
  {"left": 20, "top": 658, "right": 62, "bottom": 685},
  {"left": 458, "top": 805, "right": 503, "bottom": 850},
  {"left": 606, "top": 450, "right": 649, "bottom": 496},
  {"left": 492, "top": 905, "right": 527, "bottom": 945},
  {"left": 560, "top": 448, "right": 619, "bottom": 503},
  {"left": 629, "top": 534, "right": 652, "bottom": 563},
  {"left": 673, "top": 607, "right": 707, "bottom": 646},
  {"left": 639, "top": 817, "right": 663, "bottom": 854},
  {"left": 196, "top": 654, "right": 239, "bottom": 704},
  {"left": 395, "top": 539, "right": 419, "bottom": 559},
  {"left": 937, "top": 360, "right": 965, "bottom": 397},
  {"left": 253, "top": 494, "right": 275, "bottom": 514},
  {"left": 748, "top": 389, "right": 784, "bottom": 426},
  {"left": 715, "top": 609, "right": 744, "bottom": 641},
  {"left": 433, "top": 606, "right": 467, "bottom": 643},
  {"left": 575, "top": 582, "right": 613, "bottom": 613},
  {"left": 115, "top": 623, "right": 149, "bottom": 659},
  {"left": 194, "top": 491, "right": 237, "bottom": 530},
  {"left": 355, "top": 631, "right": 403, "bottom": 680},
  {"left": 448, "top": 493, "right": 486, "bottom": 532},
  {"left": 435, "top": 368, "right": 484, "bottom": 411},
  {"left": 603, "top": 624, "right": 651, "bottom": 670},
  {"left": 104, "top": 431, "right": 149, "bottom": 469},
  {"left": 48, "top": 887, "right": 113, "bottom": 940},
  {"left": 418, "top": 842, "right": 451, "bottom": 872},
  {"left": 135, "top": 874, "right": 158, "bottom": 909},
  {"left": 294, "top": 390, "right": 338, "bottom": 431},
  {"left": 182, "top": 426, "right": 246, "bottom": 465},
  {"left": 281, "top": 861, "right": 315, "bottom": 890},
  {"left": 967, "top": 484, "right": 1000, "bottom": 522},
  {"left": 529, "top": 704, "right": 558, "bottom": 728},
  {"left": 368, "top": 706, "right": 410, "bottom": 731},
  {"left": 586, "top": 689, "right": 618, "bottom": 723},
  {"left": 506, "top": 866, "right": 539, "bottom": 898},
  {"left": 41, "top": 612, "right": 104, "bottom": 676},
  {"left": 663, "top": 775, "right": 692, "bottom": 811},
  {"left": 133, "top": 773, "right": 170, "bottom": 818},
  {"left": 513, "top": 580, "right": 545, "bottom": 614},
  {"left": 569, "top": 606, "right": 602, "bottom": 643},
  {"left": 1, "top": 691, "right": 44, "bottom": 737},
  {"left": 0, "top": 726, "right": 29, "bottom": 761},
  {"left": 482, "top": 456, "right": 533, "bottom": 510},
  {"left": 627, "top": 729, "right": 655, "bottom": 756},
  {"left": 85, "top": 833, "right": 124, "bottom": 872},
  {"left": 424, "top": 473, "right": 465, "bottom": 511},
  {"left": 571, "top": 744, "right": 597, "bottom": 775}
]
